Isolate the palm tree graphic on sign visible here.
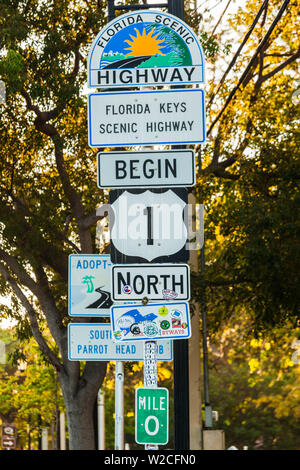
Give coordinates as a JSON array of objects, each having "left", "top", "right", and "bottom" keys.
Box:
[{"left": 82, "top": 275, "right": 95, "bottom": 293}]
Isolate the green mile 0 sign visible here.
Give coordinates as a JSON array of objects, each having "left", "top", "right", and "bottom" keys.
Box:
[{"left": 135, "top": 387, "right": 169, "bottom": 445}]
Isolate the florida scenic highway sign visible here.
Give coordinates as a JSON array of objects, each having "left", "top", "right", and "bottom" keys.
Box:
[{"left": 87, "top": 10, "right": 205, "bottom": 88}]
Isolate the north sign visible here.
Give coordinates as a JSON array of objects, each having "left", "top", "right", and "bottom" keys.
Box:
[
  {"left": 87, "top": 10, "right": 205, "bottom": 88},
  {"left": 68, "top": 254, "right": 113, "bottom": 317},
  {"left": 110, "top": 301, "right": 191, "bottom": 342},
  {"left": 111, "top": 264, "right": 190, "bottom": 301},
  {"left": 88, "top": 88, "right": 206, "bottom": 148},
  {"left": 135, "top": 387, "right": 169, "bottom": 445},
  {"left": 109, "top": 188, "right": 189, "bottom": 264},
  {"left": 68, "top": 323, "right": 172, "bottom": 361},
  {"left": 97, "top": 149, "right": 195, "bottom": 189}
]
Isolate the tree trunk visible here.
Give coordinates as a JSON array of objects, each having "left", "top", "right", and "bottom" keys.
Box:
[
  {"left": 64, "top": 392, "right": 96, "bottom": 450},
  {"left": 58, "top": 361, "right": 107, "bottom": 450}
]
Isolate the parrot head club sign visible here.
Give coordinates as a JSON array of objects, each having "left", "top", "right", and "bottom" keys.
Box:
[{"left": 88, "top": 10, "right": 205, "bottom": 88}]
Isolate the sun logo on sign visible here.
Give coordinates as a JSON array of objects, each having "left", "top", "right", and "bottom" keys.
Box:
[{"left": 124, "top": 28, "right": 166, "bottom": 57}]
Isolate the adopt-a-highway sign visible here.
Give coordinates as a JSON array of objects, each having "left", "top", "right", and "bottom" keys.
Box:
[{"left": 68, "top": 254, "right": 113, "bottom": 317}]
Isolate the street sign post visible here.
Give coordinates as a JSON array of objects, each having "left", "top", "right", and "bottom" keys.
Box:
[
  {"left": 68, "top": 323, "right": 172, "bottom": 361},
  {"left": 88, "top": 88, "right": 205, "bottom": 148},
  {"left": 111, "top": 263, "right": 190, "bottom": 301},
  {"left": 135, "top": 387, "right": 169, "bottom": 445},
  {"left": 109, "top": 188, "right": 189, "bottom": 263},
  {"left": 87, "top": 10, "right": 205, "bottom": 89},
  {"left": 110, "top": 301, "right": 191, "bottom": 342},
  {"left": 2, "top": 424, "right": 17, "bottom": 450},
  {"left": 97, "top": 149, "right": 195, "bottom": 189},
  {"left": 2, "top": 436, "right": 16, "bottom": 450},
  {"left": 68, "top": 254, "right": 113, "bottom": 317}
]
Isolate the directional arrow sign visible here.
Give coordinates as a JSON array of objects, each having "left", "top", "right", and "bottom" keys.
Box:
[
  {"left": 111, "top": 264, "right": 190, "bottom": 301},
  {"left": 135, "top": 387, "right": 169, "bottom": 445},
  {"left": 68, "top": 254, "right": 113, "bottom": 317},
  {"left": 2, "top": 436, "right": 16, "bottom": 449},
  {"left": 109, "top": 188, "right": 189, "bottom": 264},
  {"left": 88, "top": 88, "right": 205, "bottom": 148},
  {"left": 68, "top": 323, "right": 172, "bottom": 361},
  {"left": 110, "top": 301, "right": 191, "bottom": 342},
  {"left": 97, "top": 149, "right": 195, "bottom": 189}
]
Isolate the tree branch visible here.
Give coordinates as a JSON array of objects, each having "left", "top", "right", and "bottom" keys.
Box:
[
  {"left": 207, "top": 0, "right": 291, "bottom": 136},
  {"left": 0, "top": 262, "right": 62, "bottom": 370},
  {"left": 259, "top": 47, "right": 300, "bottom": 83},
  {"left": 207, "top": 0, "right": 268, "bottom": 109},
  {"left": 20, "top": 89, "right": 93, "bottom": 252}
]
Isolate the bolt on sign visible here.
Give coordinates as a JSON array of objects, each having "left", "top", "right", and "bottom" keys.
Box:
[
  {"left": 135, "top": 387, "right": 169, "bottom": 445},
  {"left": 109, "top": 188, "right": 189, "bottom": 264},
  {"left": 87, "top": 10, "right": 205, "bottom": 89}
]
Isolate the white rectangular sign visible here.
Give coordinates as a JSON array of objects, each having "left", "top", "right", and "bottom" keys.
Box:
[
  {"left": 88, "top": 88, "right": 205, "bottom": 148},
  {"left": 68, "top": 254, "right": 113, "bottom": 317},
  {"left": 68, "top": 323, "right": 172, "bottom": 361},
  {"left": 111, "top": 264, "right": 190, "bottom": 301},
  {"left": 97, "top": 149, "right": 195, "bottom": 189},
  {"left": 111, "top": 301, "right": 191, "bottom": 342}
]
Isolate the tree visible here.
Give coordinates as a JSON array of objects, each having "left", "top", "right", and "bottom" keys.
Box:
[
  {"left": 0, "top": 0, "right": 299, "bottom": 449},
  {"left": 193, "top": 0, "right": 300, "bottom": 331},
  {"left": 0, "top": 0, "right": 109, "bottom": 449},
  {"left": 208, "top": 313, "right": 300, "bottom": 449},
  {"left": 0, "top": 331, "right": 64, "bottom": 450}
]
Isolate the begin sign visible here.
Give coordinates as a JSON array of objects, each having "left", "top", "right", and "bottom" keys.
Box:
[{"left": 97, "top": 149, "right": 195, "bottom": 189}]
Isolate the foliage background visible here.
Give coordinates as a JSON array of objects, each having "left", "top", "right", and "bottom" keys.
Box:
[{"left": 0, "top": 0, "right": 299, "bottom": 450}]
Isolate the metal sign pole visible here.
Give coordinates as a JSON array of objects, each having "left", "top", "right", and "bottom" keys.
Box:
[
  {"left": 97, "top": 389, "right": 105, "bottom": 450},
  {"left": 115, "top": 361, "right": 125, "bottom": 450},
  {"left": 168, "top": 0, "right": 190, "bottom": 451},
  {"left": 143, "top": 340, "right": 158, "bottom": 450}
]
